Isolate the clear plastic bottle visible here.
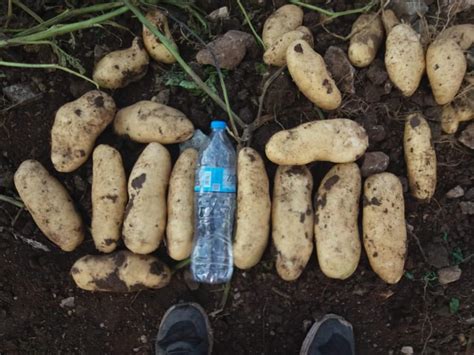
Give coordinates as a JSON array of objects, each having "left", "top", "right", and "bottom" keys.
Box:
[{"left": 191, "top": 121, "right": 236, "bottom": 284}]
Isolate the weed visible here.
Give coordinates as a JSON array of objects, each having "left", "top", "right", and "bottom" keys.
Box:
[
  {"left": 404, "top": 271, "right": 415, "bottom": 280},
  {"left": 449, "top": 297, "right": 460, "bottom": 314},
  {"left": 254, "top": 62, "right": 268, "bottom": 76},
  {"left": 451, "top": 247, "right": 464, "bottom": 265}
]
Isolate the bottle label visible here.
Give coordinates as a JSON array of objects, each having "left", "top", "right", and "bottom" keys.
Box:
[{"left": 195, "top": 167, "right": 236, "bottom": 193}]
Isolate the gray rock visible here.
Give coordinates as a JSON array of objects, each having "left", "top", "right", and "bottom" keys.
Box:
[
  {"left": 324, "top": 46, "right": 356, "bottom": 94},
  {"left": 446, "top": 185, "right": 464, "bottom": 199},
  {"left": 207, "top": 6, "right": 229, "bottom": 21},
  {"left": 458, "top": 123, "right": 474, "bottom": 149},
  {"left": 426, "top": 244, "right": 450, "bottom": 268},
  {"left": 460, "top": 201, "right": 474, "bottom": 215},
  {"left": 361, "top": 152, "right": 390, "bottom": 177},
  {"left": 400, "top": 346, "right": 414, "bottom": 355},
  {"left": 2, "top": 83, "right": 39, "bottom": 104},
  {"left": 438, "top": 265, "right": 462, "bottom": 285},
  {"left": 59, "top": 296, "right": 75, "bottom": 308}
]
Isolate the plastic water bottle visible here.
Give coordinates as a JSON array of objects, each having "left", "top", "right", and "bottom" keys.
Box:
[{"left": 191, "top": 121, "right": 236, "bottom": 284}]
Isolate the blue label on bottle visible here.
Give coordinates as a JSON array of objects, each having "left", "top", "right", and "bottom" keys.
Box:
[{"left": 195, "top": 167, "right": 236, "bottom": 193}]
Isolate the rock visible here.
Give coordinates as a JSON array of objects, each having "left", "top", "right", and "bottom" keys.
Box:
[
  {"left": 324, "top": 46, "right": 356, "bottom": 94},
  {"left": 207, "top": 6, "right": 229, "bottom": 21},
  {"left": 2, "top": 83, "right": 39, "bottom": 104},
  {"left": 366, "top": 59, "right": 388, "bottom": 86},
  {"left": 426, "top": 244, "right": 450, "bottom": 268},
  {"left": 458, "top": 123, "right": 474, "bottom": 149},
  {"left": 59, "top": 296, "right": 75, "bottom": 308},
  {"left": 183, "top": 269, "right": 199, "bottom": 291},
  {"left": 367, "top": 124, "right": 386, "bottom": 143},
  {"left": 460, "top": 201, "right": 474, "bottom": 215},
  {"left": 196, "top": 30, "right": 256, "bottom": 70},
  {"left": 361, "top": 152, "right": 389, "bottom": 177},
  {"left": 438, "top": 265, "right": 462, "bottom": 285},
  {"left": 302, "top": 319, "right": 313, "bottom": 333},
  {"left": 400, "top": 346, "right": 414, "bottom": 354},
  {"left": 464, "top": 187, "right": 474, "bottom": 201},
  {"left": 446, "top": 186, "right": 464, "bottom": 199}
]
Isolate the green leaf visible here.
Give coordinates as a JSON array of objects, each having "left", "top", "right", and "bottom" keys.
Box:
[
  {"left": 404, "top": 271, "right": 414, "bottom": 280},
  {"left": 449, "top": 298, "right": 460, "bottom": 314},
  {"left": 255, "top": 62, "right": 268, "bottom": 75},
  {"left": 451, "top": 247, "right": 464, "bottom": 265}
]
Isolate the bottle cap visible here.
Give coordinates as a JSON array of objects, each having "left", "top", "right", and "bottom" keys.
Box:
[{"left": 211, "top": 120, "right": 227, "bottom": 130}]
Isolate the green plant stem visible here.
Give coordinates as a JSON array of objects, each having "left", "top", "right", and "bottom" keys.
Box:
[
  {"left": 0, "top": 194, "right": 24, "bottom": 209},
  {"left": 289, "top": 0, "right": 375, "bottom": 18},
  {"left": 12, "top": 0, "right": 44, "bottom": 24},
  {"left": 172, "top": 258, "right": 191, "bottom": 273},
  {"left": 236, "top": 0, "right": 265, "bottom": 49}
]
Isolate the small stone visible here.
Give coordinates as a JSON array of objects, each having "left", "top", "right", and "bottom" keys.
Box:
[
  {"left": 361, "top": 152, "right": 390, "bottom": 177},
  {"left": 59, "top": 296, "right": 75, "bottom": 308},
  {"left": 324, "top": 46, "right": 356, "bottom": 94},
  {"left": 400, "top": 346, "right": 414, "bottom": 354},
  {"left": 139, "top": 335, "right": 147, "bottom": 344},
  {"left": 302, "top": 319, "right": 313, "bottom": 333},
  {"left": 233, "top": 292, "right": 241, "bottom": 300},
  {"left": 446, "top": 185, "right": 464, "bottom": 199},
  {"left": 367, "top": 125, "right": 386, "bottom": 143},
  {"left": 207, "top": 6, "right": 229, "bottom": 21},
  {"left": 183, "top": 269, "right": 199, "bottom": 291},
  {"left": 464, "top": 187, "right": 474, "bottom": 201},
  {"left": 460, "top": 201, "right": 474, "bottom": 215},
  {"left": 438, "top": 265, "right": 462, "bottom": 285},
  {"left": 458, "top": 123, "right": 474, "bottom": 149},
  {"left": 2, "top": 83, "right": 39, "bottom": 103}
]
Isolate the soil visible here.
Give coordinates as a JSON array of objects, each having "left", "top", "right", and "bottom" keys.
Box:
[{"left": 0, "top": 1, "right": 473, "bottom": 354}]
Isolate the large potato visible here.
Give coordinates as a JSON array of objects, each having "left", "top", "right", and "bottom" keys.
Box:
[
  {"left": 272, "top": 165, "right": 313, "bottom": 281},
  {"left": 51, "top": 90, "right": 116, "bottom": 172},
  {"left": 385, "top": 24, "right": 425, "bottom": 97},
  {"left": 287, "top": 40, "right": 342, "bottom": 110},
  {"left": 314, "top": 163, "right": 361, "bottom": 280},
  {"left": 263, "top": 26, "right": 313, "bottom": 67},
  {"left": 363, "top": 173, "right": 406, "bottom": 284},
  {"left": 233, "top": 148, "right": 271, "bottom": 270},
  {"left": 265, "top": 119, "right": 368, "bottom": 165},
  {"left": 71, "top": 251, "right": 171, "bottom": 292},
  {"left": 143, "top": 9, "right": 177, "bottom": 64},
  {"left": 14, "top": 160, "right": 84, "bottom": 251},
  {"left": 348, "top": 13, "right": 384, "bottom": 68},
  {"left": 166, "top": 148, "right": 198, "bottom": 261},
  {"left": 91, "top": 145, "right": 127, "bottom": 253},
  {"left": 262, "top": 4, "right": 303, "bottom": 48},
  {"left": 93, "top": 37, "right": 149, "bottom": 89},
  {"left": 404, "top": 113, "right": 436, "bottom": 200},
  {"left": 114, "top": 101, "right": 194, "bottom": 144},
  {"left": 123, "top": 143, "right": 171, "bottom": 254}
]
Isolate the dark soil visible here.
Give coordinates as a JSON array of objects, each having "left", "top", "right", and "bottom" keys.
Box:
[{"left": 0, "top": 1, "right": 473, "bottom": 354}]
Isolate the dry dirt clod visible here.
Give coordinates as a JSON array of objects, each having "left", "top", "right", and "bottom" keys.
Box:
[
  {"left": 2, "top": 83, "right": 39, "bottom": 104},
  {"left": 438, "top": 265, "right": 462, "bottom": 285},
  {"left": 458, "top": 123, "right": 474, "bottom": 149},
  {"left": 324, "top": 46, "right": 356, "bottom": 94},
  {"left": 446, "top": 185, "right": 465, "bottom": 199},
  {"left": 361, "top": 152, "right": 389, "bottom": 177}
]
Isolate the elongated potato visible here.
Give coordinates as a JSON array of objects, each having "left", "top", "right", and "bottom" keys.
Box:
[
  {"left": 314, "top": 163, "right": 361, "bottom": 280},
  {"left": 404, "top": 114, "right": 436, "bottom": 200},
  {"left": 348, "top": 13, "right": 384, "bottom": 68},
  {"left": 123, "top": 143, "right": 171, "bottom": 254},
  {"left": 14, "top": 160, "right": 84, "bottom": 251},
  {"left": 71, "top": 251, "right": 171, "bottom": 292},
  {"left": 114, "top": 101, "right": 194, "bottom": 144},
  {"left": 263, "top": 26, "right": 313, "bottom": 67},
  {"left": 272, "top": 165, "right": 313, "bottom": 281},
  {"left": 143, "top": 10, "right": 177, "bottom": 64},
  {"left": 265, "top": 119, "right": 368, "bottom": 165},
  {"left": 287, "top": 40, "right": 342, "bottom": 110},
  {"left": 262, "top": 4, "right": 303, "bottom": 48},
  {"left": 93, "top": 37, "right": 149, "bottom": 89},
  {"left": 363, "top": 173, "right": 406, "bottom": 284},
  {"left": 233, "top": 148, "right": 271, "bottom": 270},
  {"left": 51, "top": 90, "right": 116, "bottom": 172},
  {"left": 166, "top": 148, "right": 198, "bottom": 261},
  {"left": 91, "top": 145, "right": 127, "bottom": 253}
]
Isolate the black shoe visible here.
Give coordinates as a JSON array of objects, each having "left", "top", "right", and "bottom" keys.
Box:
[
  {"left": 300, "top": 314, "right": 355, "bottom": 355},
  {"left": 155, "top": 303, "right": 213, "bottom": 355}
]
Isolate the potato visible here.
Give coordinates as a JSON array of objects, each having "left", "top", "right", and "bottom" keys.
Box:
[
  {"left": 114, "top": 101, "right": 194, "bottom": 144},
  {"left": 233, "top": 148, "right": 271, "bottom": 270},
  {"left": 51, "top": 90, "right": 116, "bottom": 172},
  {"left": 71, "top": 251, "right": 171, "bottom": 292},
  {"left": 272, "top": 165, "right": 313, "bottom": 281},
  {"left": 385, "top": 24, "right": 425, "bottom": 97},
  {"left": 123, "top": 143, "right": 171, "bottom": 254},
  {"left": 93, "top": 37, "right": 149, "bottom": 89},
  {"left": 91, "top": 145, "right": 127, "bottom": 253},
  {"left": 427, "top": 24, "right": 474, "bottom": 104},
  {"left": 348, "top": 13, "right": 384, "bottom": 68},
  {"left": 166, "top": 148, "right": 198, "bottom": 261},
  {"left": 404, "top": 113, "right": 436, "bottom": 200},
  {"left": 287, "top": 40, "right": 342, "bottom": 110},
  {"left": 265, "top": 119, "right": 368, "bottom": 165},
  {"left": 14, "top": 160, "right": 84, "bottom": 251},
  {"left": 381, "top": 9, "right": 400, "bottom": 34},
  {"left": 263, "top": 26, "right": 313, "bottom": 67},
  {"left": 441, "top": 90, "right": 474, "bottom": 134},
  {"left": 143, "top": 9, "right": 177, "bottom": 64},
  {"left": 363, "top": 173, "right": 406, "bottom": 284},
  {"left": 262, "top": 4, "right": 303, "bottom": 48},
  {"left": 314, "top": 163, "right": 361, "bottom": 280}
]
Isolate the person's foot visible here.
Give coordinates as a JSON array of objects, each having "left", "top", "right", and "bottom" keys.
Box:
[
  {"left": 155, "top": 303, "right": 212, "bottom": 355},
  {"left": 300, "top": 314, "right": 355, "bottom": 355}
]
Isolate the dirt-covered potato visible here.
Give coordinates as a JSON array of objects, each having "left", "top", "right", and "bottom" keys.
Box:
[
  {"left": 272, "top": 165, "right": 313, "bottom": 281},
  {"left": 265, "top": 119, "right": 368, "bottom": 165},
  {"left": 143, "top": 9, "right": 177, "bottom": 64},
  {"left": 166, "top": 148, "right": 198, "bottom": 261},
  {"left": 123, "top": 143, "right": 171, "bottom": 254},
  {"left": 314, "top": 163, "right": 361, "bottom": 280},
  {"left": 114, "top": 101, "right": 194, "bottom": 144},
  {"left": 385, "top": 24, "right": 425, "bottom": 97},
  {"left": 71, "top": 251, "right": 171, "bottom": 292},
  {"left": 93, "top": 37, "right": 149, "bottom": 89},
  {"left": 404, "top": 114, "right": 436, "bottom": 201},
  {"left": 287, "top": 40, "right": 342, "bottom": 110},
  {"left": 363, "top": 173, "right": 407, "bottom": 284},
  {"left": 427, "top": 24, "right": 474, "bottom": 104},
  {"left": 263, "top": 26, "right": 313, "bottom": 67},
  {"left": 262, "top": 4, "right": 304, "bottom": 48},
  {"left": 233, "top": 148, "right": 271, "bottom": 270},
  {"left": 441, "top": 90, "right": 474, "bottom": 134},
  {"left": 51, "top": 90, "right": 116, "bottom": 172},
  {"left": 348, "top": 13, "right": 384, "bottom": 68},
  {"left": 14, "top": 160, "right": 84, "bottom": 251},
  {"left": 91, "top": 145, "right": 127, "bottom": 253}
]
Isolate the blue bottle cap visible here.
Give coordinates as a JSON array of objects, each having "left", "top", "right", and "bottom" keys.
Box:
[{"left": 211, "top": 120, "right": 227, "bottom": 129}]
